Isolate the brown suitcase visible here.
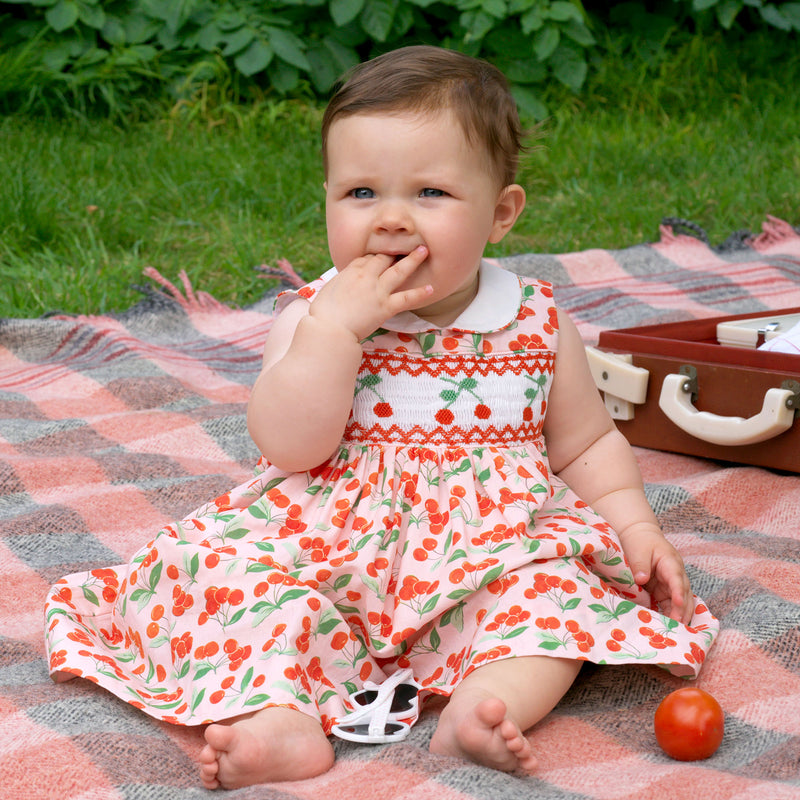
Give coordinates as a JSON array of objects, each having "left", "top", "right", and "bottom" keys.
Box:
[{"left": 587, "top": 308, "right": 800, "bottom": 473}]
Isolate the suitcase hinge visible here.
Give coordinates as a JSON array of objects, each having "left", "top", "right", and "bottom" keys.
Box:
[
  {"left": 781, "top": 380, "right": 800, "bottom": 417},
  {"left": 678, "top": 365, "right": 698, "bottom": 403}
]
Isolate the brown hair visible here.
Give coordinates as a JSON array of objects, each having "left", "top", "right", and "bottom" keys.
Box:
[{"left": 321, "top": 45, "right": 522, "bottom": 187}]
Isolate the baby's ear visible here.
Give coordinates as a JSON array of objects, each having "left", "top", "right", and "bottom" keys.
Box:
[{"left": 489, "top": 184, "right": 526, "bottom": 243}]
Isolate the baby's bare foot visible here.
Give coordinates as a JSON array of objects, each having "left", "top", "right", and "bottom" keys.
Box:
[
  {"left": 199, "top": 706, "right": 334, "bottom": 789},
  {"left": 430, "top": 696, "right": 537, "bottom": 774}
]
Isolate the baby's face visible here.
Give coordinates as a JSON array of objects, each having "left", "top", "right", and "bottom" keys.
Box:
[{"left": 324, "top": 109, "right": 507, "bottom": 323}]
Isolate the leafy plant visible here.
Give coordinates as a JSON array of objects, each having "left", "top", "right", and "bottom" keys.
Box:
[
  {"left": 0, "top": 0, "right": 596, "bottom": 118},
  {"left": 0, "top": 0, "right": 797, "bottom": 118},
  {"left": 678, "top": 0, "right": 800, "bottom": 31}
]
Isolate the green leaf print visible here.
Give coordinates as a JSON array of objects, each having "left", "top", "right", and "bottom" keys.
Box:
[
  {"left": 191, "top": 688, "right": 206, "bottom": 712},
  {"left": 421, "top": 594, "right": 442, "bottom": 615},
  {"left": 445, "top": 459, "right": 473, "bottom": 479},
  {"left": 185, "top": 552, "right": 200, "bottom": 580},
  {"left": 130, "top": 587, "right": 155, "bottom": 614},
  {"left": 241, "top": 666, "right": 254, "bottom": 691},
  {"left": 148, "top": 561, "right": 163, "bottom": 591},
  {"left": 194, "top": 663, "right": 214, "bottom": 680},
  {"left": 523, "top": 539, "right": 542, "bottom": 555},
  {"left": 224, "top": 527, "right": 250, "bottom": 540},
  {"left": 334, "top": 574, "right": 352, "bottom": 591},
  {"left": 429, "top": 627, "right": 441, "bottom": 652},
  {"left": 319, "top": 689, "right": 338, "bottom": 704},
  {"left": 360, "top": 574, "right": 381, "bottom": 596},
  {"left": 245, "top": 562, "right": 273, "bottom": 573},
  {"left": 244, "top": 693, "right": 273, "bottom": 707},
  {"left": 82, "top": 586, "right": 100, "bottom": 607},
  {"left": 446, "top": 548, "right": 468, "bottom": 564},
  {"left": 440, "top": 389, "right": 459, "bottom": 403},
  {"left": 588, "top": 599, "right": 636, "bottom": 623},
  {"left": 45, "top": 607, "right": 69, "bottom": 623},
  {"left": 440, "top": 602, "right": 465, "bottom": 632},
  {"left": 618, "top": 569, "right": 635, "bottom": 586},
  {"left": 538, "top": 638, "right": 564, "bottom": 651},
  {"left": 333, "top": 603, "right": 360, "bottom": 616},
  {"left": 420, "top": 333, "right": 436, "bottom": 355},
  {"left": 354, "top": 532, "right": 375, "bottom": 550},
  {"left": 229, "top": 608, "right": 246, "bottom": 626},
  {"left": 275, "top": 589, "right": 307, "bottom": 607},
  {"left": 480, "top": 565, "right": 504, "bottom": 588},
  {"left": 115, "top": 651, "right": 137, "bottom": 663},
  {"left": 151, "top": 698, "right": 188, "bottom": 711},
  {"left": 317, "top": 616, "right": 341, "bottom": 636},
  {"left": 247, "top": 504, "right": 270, "bottom": 521}
]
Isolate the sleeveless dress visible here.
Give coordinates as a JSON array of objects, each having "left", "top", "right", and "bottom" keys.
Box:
[{"left": 45, "top": 261, "right": 718, "bottom": 732}]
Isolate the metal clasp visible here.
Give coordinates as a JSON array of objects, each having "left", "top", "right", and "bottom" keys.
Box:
[
  {"left": 678, "top": 365, "right": 698, "bottom": 403},
  {"left": 781, "top": 380, "right": 800, "bottom": 416}
]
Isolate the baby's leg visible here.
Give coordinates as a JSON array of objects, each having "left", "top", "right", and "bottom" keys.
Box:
[
  {"left": 199, "top": 705, "right": 334, "bottom": 789},
  {"left": 429, "top": 656, "right": 581, "bottom": 773}
]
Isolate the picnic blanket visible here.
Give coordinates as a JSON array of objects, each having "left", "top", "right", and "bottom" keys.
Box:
[{"left": 2, "top": 217, "right": 799, "bottom": 800}]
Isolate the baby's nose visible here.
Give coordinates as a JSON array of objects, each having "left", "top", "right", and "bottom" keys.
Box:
[{"left": 374, "top": 201, "right": 414, "bottom": 233}]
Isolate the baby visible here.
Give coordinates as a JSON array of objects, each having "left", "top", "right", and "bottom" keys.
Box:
[{"left": 45, "top": 45, "right": 717, "bottom": 791}]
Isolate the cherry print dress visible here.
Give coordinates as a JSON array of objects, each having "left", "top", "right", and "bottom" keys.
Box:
[{"left": 45, "top": 261, "right": 718, "bottom": 732}]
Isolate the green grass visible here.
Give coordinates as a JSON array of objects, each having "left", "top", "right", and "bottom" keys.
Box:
[{"left": 1, "top": 32, "right": 799, "bottom": 319}]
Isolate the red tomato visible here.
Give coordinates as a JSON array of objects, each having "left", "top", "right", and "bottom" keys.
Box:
[{"left": 654, "top": 687, "right": 724, "bottom": 761}]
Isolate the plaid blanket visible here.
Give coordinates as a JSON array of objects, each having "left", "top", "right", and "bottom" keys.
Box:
[{"left": 2, "top": 218, "right": 799, "bottom": 800}]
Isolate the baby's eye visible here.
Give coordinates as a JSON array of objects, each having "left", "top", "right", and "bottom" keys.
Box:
[
  {"left": 351, "top": 187, "right": 374, "bottom": 199},
  {"left": 420, "top": 188, "right": 445, "bottom": 198}
]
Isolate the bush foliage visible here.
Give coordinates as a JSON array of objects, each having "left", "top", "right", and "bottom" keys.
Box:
[{"left": 0, "top": 0, "right": 798, "bottom": 118}]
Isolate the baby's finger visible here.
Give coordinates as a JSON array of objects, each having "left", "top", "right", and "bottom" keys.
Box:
[
  {"left": 391, "top": 283, "right": 434, "bottom": 312},
  {"left": 382, "top": 245, "right": 428, "bottom": 284},
  {"left": 667, "top": 567, "right": 694, "bottom": 624}
]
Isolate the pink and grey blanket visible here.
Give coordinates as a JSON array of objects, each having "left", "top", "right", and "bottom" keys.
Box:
[{"left": 2, "top": 218, "right": 799, "bottom": 800}]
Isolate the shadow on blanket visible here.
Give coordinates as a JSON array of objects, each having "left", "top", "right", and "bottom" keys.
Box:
[{"left": 2, "top": 218, "right": 799, "bottom": 800}]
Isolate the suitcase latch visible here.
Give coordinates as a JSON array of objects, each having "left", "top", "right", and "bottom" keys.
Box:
[
  {"left": 585, "top": 347, "right": 649, "bottom": 420},
  {"left": 782, "top": 380, "right": 800, "bottom": 416}
]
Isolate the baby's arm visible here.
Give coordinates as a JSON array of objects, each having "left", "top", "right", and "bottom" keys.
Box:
[
  {"left": 543, "top": 310, "right": 694, "bottom": 623},
  {"left": 247, "top": 248, "right": 432, "bottom": 472}
]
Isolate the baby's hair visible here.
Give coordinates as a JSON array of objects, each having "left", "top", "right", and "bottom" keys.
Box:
[{"left": 321, "top": 45, "right": 522, "bottom": 188}]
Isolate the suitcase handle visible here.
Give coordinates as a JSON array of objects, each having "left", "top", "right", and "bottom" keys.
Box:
[{"left": 658, "top": 372, "right": 797, "bottom": 445}]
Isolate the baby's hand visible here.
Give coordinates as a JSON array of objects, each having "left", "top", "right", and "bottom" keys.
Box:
[
  {"left": 622, "top": 526, "right": 695, "bottom": 625},
  {"left": 310, "top": 247, "right": 432, "bottom": 340}
]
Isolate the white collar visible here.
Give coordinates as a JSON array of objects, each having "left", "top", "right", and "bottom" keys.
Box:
[{"left": 318, "top": 260, "right": 521, "bottom": 334}]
